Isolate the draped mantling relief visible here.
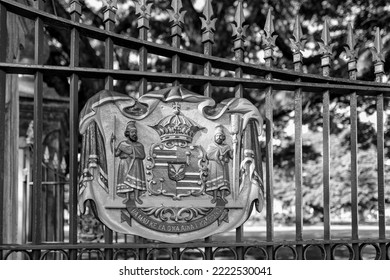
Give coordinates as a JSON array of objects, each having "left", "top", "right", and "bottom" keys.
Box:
[{"left": 78, "top": 86, "right": 264, "bottom": 243}]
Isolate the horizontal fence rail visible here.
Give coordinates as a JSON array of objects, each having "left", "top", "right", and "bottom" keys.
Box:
[
  {"left": 1, "top": 63, "right": 390, "bottom": 96},
  {"left": 0, "top": 0, "right": 389, "bottom": 260},
  {"left": 1, "top": 0, "right": 390, "bottom": 88}
]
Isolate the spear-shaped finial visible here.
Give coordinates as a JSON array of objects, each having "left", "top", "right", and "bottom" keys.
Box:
[
  {"left": 293, "top": 15, "right": 303, "bottom": 42},
  {"left": 347, "top": 23, "right": 355, "bottom": 50},
  {"left": 44, "top": 146, "right": 50, "bottom": 163},
  {"left": 371, "top": 27, "right": 385, "bottom": 63},
  {"left": 290, "top": 14, "right": 305, "bottom": 70},
  {"left": 290, "top": 14, "right": 305, "bottom": 53},
  {"left": 231, "top": 0, "right": 247, "bottom": 50},
  {"left": 371, "top": 27, "right": 385, "bottom": 81},
  {"left": 61, "top": 157, "right": 67, "bottom": 173},
  {"left": 263, "top": 8, "right": 277, "bottom": 48},
  {"left": 135, "top": 0, "right": 153, "bottom": 29},
  {"left": 345, "top": 22, "right": 359, "bottom": 78},
  {"left": 102, "top": 0, "right": 117, "bottom": 23},
  {"left": 374, "top": 27, "right": 383, "bottom": 55},
  {"left": 53, "top": 152, "right": 59, "bottom": 169},
  {"left": 319, "top": 17, "right": 333, "bottom": 76},
  {"left": 322, "top": 17, "right": 331, "bottom": 46},
  {"left": 200, "top": 0, "right": 216, "bottom": 43},
  {"left": 102, "top": 0, "right": 118, "bottom": 12},
  {"left": 169, "top": 0, "right": 186, "bottom": 28},
  {"left": 345, "top": 22, "right": 359, "bottom": 60},
  {"left": 319, "top": 17, "right": 333, "bottom": 56}
]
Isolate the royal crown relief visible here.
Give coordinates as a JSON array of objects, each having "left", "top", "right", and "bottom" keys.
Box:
[{"left": 78, "top": 86, "right": 264, "bottom": 243}]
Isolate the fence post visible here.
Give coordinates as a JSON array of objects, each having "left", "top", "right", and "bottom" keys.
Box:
[
  {"left": 68, "top": 0, "right": 82, "bottom": 260},
  {"left": 290, "top": 13, "right": 304, "bottom": 260},
  {"left": 319, "top": 17, "right": 332, "bottom": 260},
  {"left": 102, "top": 0, "right": 118, "bottom": 260},
  {"left": 345, "top": 22, "right": 360, "bottom": 260},
  {"left": 168, "top": 0, "right": 186, "bottom": 259},
  {"left": 135, "top": 0, "right": 152, "bottom": 259},
  {"left": 262, "top": 8, "right": 276, "bottom": 260},
  {"left": 31, "top": 0, "right": 46, "bottom": 260},
  {"left": 371, "top": 27, "right": 387, "bottom": 260},
  {"left": 201, "top": 0, "right": 216, "bottom": 259},
  {"left": 231, "top": 0, "right": 247, "bottom": 260}
]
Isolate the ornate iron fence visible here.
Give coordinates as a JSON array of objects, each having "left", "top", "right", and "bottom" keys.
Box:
[{"left": 0, "top": 0, "right": 390, "bottom": 260}]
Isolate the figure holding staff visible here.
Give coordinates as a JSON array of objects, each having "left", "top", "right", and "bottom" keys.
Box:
[
  {"left": 206, "top": 125, "right": 233, "bottom": 203},
  {"left": 114, "top": 121, "right": 147, "bottom": 204}
]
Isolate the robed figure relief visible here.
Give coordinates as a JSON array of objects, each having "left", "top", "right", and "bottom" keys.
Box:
[
  {"left": 206, "top": 125, "right": 233, "bottom": 203},
  {"left": 115, "top": 121, "right": 146, "bottom": 204}
]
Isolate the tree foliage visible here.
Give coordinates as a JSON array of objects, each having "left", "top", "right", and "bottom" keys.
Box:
[{"left": 19, "top": 0, "right": 390, "bottom": 223}]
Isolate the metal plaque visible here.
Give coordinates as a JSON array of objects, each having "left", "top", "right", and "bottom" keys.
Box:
[{"left": 78, "top": 86, "right": 264, "bottom": 243}]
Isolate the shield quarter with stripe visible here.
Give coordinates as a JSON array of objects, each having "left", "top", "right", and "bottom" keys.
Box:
[{"left": 147, "top": 144, "right": 207, "bottom": 199}]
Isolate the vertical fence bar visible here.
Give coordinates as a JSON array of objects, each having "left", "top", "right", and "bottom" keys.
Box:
[
  {"left": 319, "top": 18, "right": 332, "bottom": 259},
  {"left": 135, "top": 0, "right": 151, "bottom": 259},
  {"left": 58, "top": 157, "right": 66, "bottom": 241},
  {"left": 103, "top": 1, "right": 117, "bottom": 260},
  {"left": 135, "top": 0, "right": 151, "bottom": 97},
  {"left": 345, "top": 23, "right": 359, "bottom": 259},
  {"left": 169, "top": 0, "right": 185, "bottom": 259},
  {"left": 371, "top": 27, "right": 387, "bottom": 260},
  {"left": 291, "top": 14, "right": 303, "bottom": 260},
  {"left": 201, "top": 0, "right": 215, "bottom": 98},
  {"left": 231, "top": 0, "right": 246, "bottom": 260},
  {"left": 262, "top": 9, "right": 276, "bottom": 260},
  {"left": 68, "top": 0, "right": 81, "bottom": 260},
  {"left": 31, "top": 0, "right": 45, "bottom": 260},
  {"left": 377, "top": 91, "right": 386, "bottom": 259},
  {"left": 0, "top": 1, "right": 7, "bottom": 260},
  {"left": 168, "top": 0, "right": 185, "bottom": 88},
  {"left": 201, "top": 0, "right": 216, "bottom": 259},
  {"left": 54, "top": 163, "right": 60, "bottom": 241},
  {"left": 42, "top": 163, "right": 48, "bottom": 241}
]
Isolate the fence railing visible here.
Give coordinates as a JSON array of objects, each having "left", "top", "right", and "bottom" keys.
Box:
[{"left": 0, "top": 0, "right": 389, "bottom": 260}]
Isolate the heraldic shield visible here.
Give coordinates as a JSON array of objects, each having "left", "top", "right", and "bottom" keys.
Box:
[{"left": 78, "top": 86, "right": 264, "bottom": 243}]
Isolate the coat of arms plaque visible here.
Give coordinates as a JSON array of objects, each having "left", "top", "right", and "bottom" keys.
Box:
[{"left": 79, "top": 86, "right": 264, "bottom": 243}]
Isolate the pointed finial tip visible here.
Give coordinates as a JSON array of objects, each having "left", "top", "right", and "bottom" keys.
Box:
[
  {"left": 321, "top": 17, "right": 331, "bottom": 45},
  {"left": 374, "top": 26, "right": 383, "bottom": 55},
  {"left": 264, "top": 8, "right": 275, "bottom": 35},
  {"left": 293, "top": 14, "right": 303, "bottom": 41}
]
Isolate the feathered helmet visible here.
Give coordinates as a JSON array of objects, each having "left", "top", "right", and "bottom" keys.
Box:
[
  {"left": 125, "top": 121, "right": 137, "bottom": 132},
  {"left": 215, "top": 125, "right": 225, "bottom": 136}
]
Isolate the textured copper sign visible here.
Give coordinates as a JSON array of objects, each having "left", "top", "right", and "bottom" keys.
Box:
[{"left": 79, "top": 86, "right": 264, "bottom": 243}]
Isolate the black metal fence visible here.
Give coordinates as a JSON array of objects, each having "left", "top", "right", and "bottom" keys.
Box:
[{"left": 0, "top": 0, "right": 389, "bottom": 260}]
